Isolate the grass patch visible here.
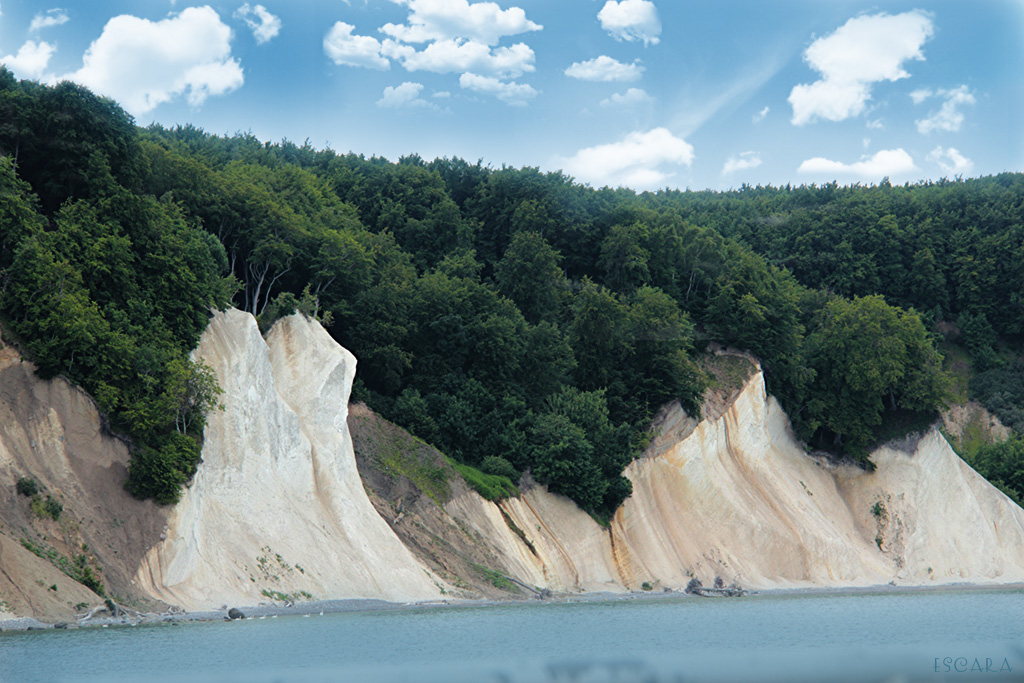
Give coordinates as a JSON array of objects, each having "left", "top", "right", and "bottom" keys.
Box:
[
  {"left": 446, "top": 457, "right": 518, "bottom": 501},
  {"left": 470, "top": 563, "right": 517, "bottom": 592},
  {"left": 19, "top": 538, "right": 104, "bottom": 596},
  {"left": 260, "top": 589, "right": 313, "bottom": 603},
  {"left": 360, "top": 420, "right": 452, "bottom": 505},
  {"left": 939, "top": 340, "right": 973, "bottom": 405},
  {"left": 699, "top": 353, "right": 756, "bottom": 393},
  {"left": 29, "top": 494, "right": 63, "bottom": 521}
]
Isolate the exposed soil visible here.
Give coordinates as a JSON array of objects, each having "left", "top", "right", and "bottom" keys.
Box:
[
  {"left": 0, "top": 328, "right": 170, "bottom": 623},
  {"left": 348, "top": 404, "right": 533, "bottom": 600}
]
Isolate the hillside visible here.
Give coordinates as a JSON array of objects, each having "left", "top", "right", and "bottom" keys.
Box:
[{"left": 5, "top": 311, "right": 1024, "bottom": 623}]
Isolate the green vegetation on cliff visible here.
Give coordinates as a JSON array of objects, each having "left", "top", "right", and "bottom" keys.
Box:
[{"left": 2, "top": 68, "right": 1021, "bottom": 512}]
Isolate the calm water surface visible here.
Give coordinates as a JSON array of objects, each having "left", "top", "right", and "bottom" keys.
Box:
[{"left": 2, "top": 588, "right": 1023, "bottom": 683}]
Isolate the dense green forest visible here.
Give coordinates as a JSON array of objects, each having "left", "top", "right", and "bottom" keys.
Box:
[{"left": 0, "top": 69, "right": 1021, "bottom": 514}]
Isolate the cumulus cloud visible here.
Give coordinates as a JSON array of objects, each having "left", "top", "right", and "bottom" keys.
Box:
[
  {"left": 1, "top": 41, "right": 56, "bottom": 81},
  {"left": 600, "top": 87, "right": 651, "bottom": 108},
  {"left": 913, "top": 85, "right": 975, "bottom": 134},
  {"left": 62, "top": 7, "right": 244, "bottom": 118},
  {"left": 598, "top": 0, "right": 661, "bottom": 46},
  {"left": 722, "top": 151, "right": 762, "bottom": 175},
  {"left": 927, "top": 146, "right": 973, "bottom": 175},
  {"left": 235, "top": 4, "right": 281, "bottom": 44},
  {"left": 381, "top": 0, "right": 541, "bottom": 46},
  {"left": 376, "top": 81, "right": 439, "bottom": 109},
  {"left": 324, "top": 22, "right": 390, "bottom": 70},
  {"left": 565, "top": 56, "right": 643, "bottom": 82},
  {"left": 29, "top": 8, "right": 69, "bottom": 32},
  {"left": 798, "top": 148, "right": 917, "bottom": 179},
  {"left": 384, "top": 38, "right": 534, "bottom": 77},
  {"left": 557, "top": 128, "right": 693, "bottom": 189},
  {"left": 752, "top": 106, "right": 769, "bottom": 123},
  {"left": 789, "top": 11, "right": 934, "bottom": 125},
  {"left": 459, "top": 72, "right": 537, "bottom": 106}
]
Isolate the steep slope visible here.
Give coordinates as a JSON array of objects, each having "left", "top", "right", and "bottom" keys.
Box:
[
  {"left": 134, "top": 310, "right": 445, "bottom": 610},
  {"left": 373, "top": 368, "right": 1024, "bottom": 595},
  {"left": 0, "top": 330, "right": 170, "bottom": 622},
  {"left": 613, "top": 371, "right": 1024, "bottom": 589}
]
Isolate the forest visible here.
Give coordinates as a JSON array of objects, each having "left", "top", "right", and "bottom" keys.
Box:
[{"left": 0, "top": 69, "right": 1021, "bottom": 514}]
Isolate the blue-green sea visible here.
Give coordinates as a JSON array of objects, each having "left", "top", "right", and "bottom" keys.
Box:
[{"left": 2, "top": 588, "right": 1023, "bottom": 683}]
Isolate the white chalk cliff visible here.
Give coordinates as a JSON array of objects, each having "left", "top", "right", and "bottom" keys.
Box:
[
  {"left": 442, "top": 372, "right": 1024, "bottom": 594},
  {"left": 135, "top": 310, "right": 1024, "bottom": 609},
  {"left": 134, "top": 309, "right": 444, "bottom": 609}
]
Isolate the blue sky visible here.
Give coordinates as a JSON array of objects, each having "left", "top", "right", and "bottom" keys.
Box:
[{"left": 1, "top": 0, "right": 1021, "bottom": 191}]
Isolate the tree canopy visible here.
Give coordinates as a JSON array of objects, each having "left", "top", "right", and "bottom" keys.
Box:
[{"left": 4, "top": 69, "right": 1017, "bottom": 514}]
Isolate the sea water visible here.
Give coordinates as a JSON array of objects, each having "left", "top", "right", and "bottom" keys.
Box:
[{"left": 2, "top": 588, "right": 1023, "bottom": 683}]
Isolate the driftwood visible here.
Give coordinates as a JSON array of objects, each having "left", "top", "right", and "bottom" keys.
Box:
[
  {"left": 684, "top": 577, "right": 746, "bottom": 598},
  {"left": 501, "top": 574, "right": 551, "bottom": 599}
]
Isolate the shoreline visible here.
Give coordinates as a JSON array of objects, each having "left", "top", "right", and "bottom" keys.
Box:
[{"left": 3, "top": 580, "right": 1023, "bottom": 633}]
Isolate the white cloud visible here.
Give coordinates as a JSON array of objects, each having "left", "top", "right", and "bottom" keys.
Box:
[
  {"left": 1, "top": 41, "right": 56, "bottom": 81},
  {"left": 556, "top": 128, "right": 693, "bottom": 190},
  {"left": 914, "top": 85, "right": 975, "bottom": 134},
  {"left": 789, "top": 11, "right": 934, "bottom": 125},
  {"left": 63, "top": 7, "right": 244, "bottom": 118},
  {"left": 380, "top": 0, "right": 541, "bottom": 46},
  {"left": 235, "top": 4, "right": 281, "bottom": 44},
  {"left": 600, "top": 87, "right": 651, "bottom": 108},
  {"left": 722, "top": 151, "right": 762, "bottom": 175},
  {"left": 384, "top": 38, "right": 534, "bottom": 78},
  {"left": 752, "top": 106, "right": 769, "bottom": 123},
  {"left": 324, "top": 22, "right": 390, "bottom": 70},
  {"left": 565, "top": 56, "right": 643, "bottom": 82},
  {"left": 432, "top": 90, "right": 451, "bottom": 98},
  {"left": 458, "top": 72, "right": 537, "bottom": 106},
  {"left": 798, "top": 148, "right": 917, "bottom": 179},
  {"left": 598, "top": 0, "right": 661, "bottom": 46},
  {"left": 909, "top": 88, "right": 931, "bottom": 105},
  {"left": 927, "top": 146, "right": 973, "bottom": 175},
  {"left": 866, "top": 118, "right": 885, "bottom": 130},
  {"left": 29, "top": 8, "right": 68, "bottom": 33},
  {"left": 376, "top": 81, "right": 438, "bottom": 109}
]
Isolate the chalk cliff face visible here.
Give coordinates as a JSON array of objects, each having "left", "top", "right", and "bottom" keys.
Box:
[
  {"left": 4, "top": 307, "right": 1024, "bottom": 622},
  {"left": 434, "top": 372, "right": 1024, "bottom": 594},
  {"left": 134, "top": 310, "right": 444, "bottom": 609},
  {"left": 611, "top": 372, "right": 1024, "bottom": 589},
  {"left": 131, "top": 314, "right": 1024, "bottom": 602}
]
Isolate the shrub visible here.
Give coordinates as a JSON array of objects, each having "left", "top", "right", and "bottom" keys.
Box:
[
  {"left": 447, "top": 457, "right": 518, "bottom": 501},
  {"left": 16, "top": 476, "right": 38, "bottom": 497},
  {"left": 480, "top": 455, "right": 518, "bottom": 481}
]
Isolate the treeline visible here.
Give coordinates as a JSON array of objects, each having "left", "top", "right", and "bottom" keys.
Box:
[{"left": 1, "top": 69, "right": 1019, "bottom": 513}]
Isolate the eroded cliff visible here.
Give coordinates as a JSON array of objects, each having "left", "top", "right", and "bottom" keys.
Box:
[
  {"left": 3, "top": 309, "right": 1024, "bottom": 623},
  {"left": 133, "top": 309, "right": 445, "bottom": 610}
]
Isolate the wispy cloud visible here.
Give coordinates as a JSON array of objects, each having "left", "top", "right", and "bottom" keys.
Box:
[
  {"left": 29, "top": 8, "right": 68, "bottom": 33},
  {"left": 722, "top": 151, "right": 762, "bottom": 175},
  {"left": 235, "top": 4, "right": 281, "bottom": 45},
  {"left": 565, "top": 56, "right": 643, "bottom": 82},
  {"left": 927, "top": 146, "right": 973, "bottom": 175},
  {"left": 913, "top": 85, "right": 975, "bottom": 134},
  {"left": 459, "top": 72, "right": 538, "bottom": 106},
  {"left": 600, "top": 87, "right": 652, "bottom": 108},
  {"left": 376, "top": 81, "right": 438, "bottom": 109}
]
